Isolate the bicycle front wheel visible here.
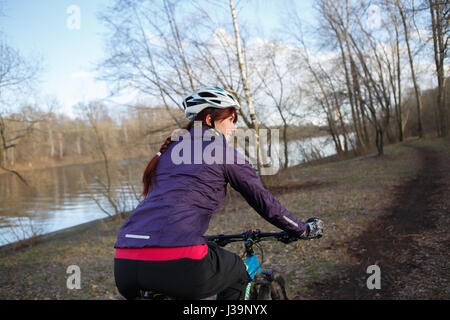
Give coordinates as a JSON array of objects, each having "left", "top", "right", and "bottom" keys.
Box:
[
  {"left": 269, "top": 274, "right": 289, "bottom": 300},
  {"left": 256, "top": 283, "right": 272, "bottom": 300},
  {"left": 253, "top": 272, "right": 289, "bottom": 300}
]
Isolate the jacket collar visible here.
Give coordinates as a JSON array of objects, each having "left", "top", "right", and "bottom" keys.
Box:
[{"left": 191, "top": 122, "right": 226, "bottom": 141}]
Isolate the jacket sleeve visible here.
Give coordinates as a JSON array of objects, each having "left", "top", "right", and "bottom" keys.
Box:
[{"left": 223, "top": 148, "right": 306, "bottom": 236}]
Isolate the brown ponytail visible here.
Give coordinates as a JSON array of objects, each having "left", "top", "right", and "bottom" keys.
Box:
[
  {"left": 142, "top": 123, "right": 190, "bottom": 197},
  {"left": 141, "top": 107, "right": 238, "bottom": 197}
]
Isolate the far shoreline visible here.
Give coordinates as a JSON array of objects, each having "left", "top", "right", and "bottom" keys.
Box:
[{"left": 0, "top": 212, "right": 130, "bottom": 257}]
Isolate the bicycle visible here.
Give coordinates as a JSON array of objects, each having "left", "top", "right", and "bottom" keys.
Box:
[{"left": 139, "top": 229, "right": 308, "bottom": 300}]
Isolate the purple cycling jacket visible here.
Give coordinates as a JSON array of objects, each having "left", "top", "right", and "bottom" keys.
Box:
[{"left": 114, "top": 123, "right": 306, "bottom": 248}]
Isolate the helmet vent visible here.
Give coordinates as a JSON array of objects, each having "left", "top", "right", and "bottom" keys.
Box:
[
  {"left": 198, "top": 92, "right": 217, "bottom": 98},
  {"left": 187, "top": 100, "right": 205, "bottom": 107}
]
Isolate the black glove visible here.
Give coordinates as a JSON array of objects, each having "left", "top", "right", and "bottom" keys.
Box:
[
  {"left": 303, "top": 218, "right": 324, "bottom": 239},
  {"left": 278, "top": 218, "right": 324, "bottom": 243}
]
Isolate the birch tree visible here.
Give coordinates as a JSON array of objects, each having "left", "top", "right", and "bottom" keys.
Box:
[{"left": 229, "top": 0, "right": 263, "bottom": 172}]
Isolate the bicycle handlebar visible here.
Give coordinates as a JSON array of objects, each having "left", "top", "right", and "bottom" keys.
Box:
[{"left": 205, "top": 229, "right": 307, "bottom": 247}]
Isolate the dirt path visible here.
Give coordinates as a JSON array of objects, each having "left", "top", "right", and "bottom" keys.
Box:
[{"left": 306, "top": 144, "right": 450, "bottom": 299}]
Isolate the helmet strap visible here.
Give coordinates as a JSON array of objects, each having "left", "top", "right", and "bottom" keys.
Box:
[{"left": 210, "top": 109, "right": 215, "bottom": 128}]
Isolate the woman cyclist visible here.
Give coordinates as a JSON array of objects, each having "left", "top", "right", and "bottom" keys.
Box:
[{"left": 114, "top": 87, "right": 324, "bottom": 300}]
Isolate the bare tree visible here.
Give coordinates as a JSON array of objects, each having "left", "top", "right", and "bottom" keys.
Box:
[
  {"left": 97, "top": 0, "right": 194, "bottom": 128},
  {"left": 99, "top": 0, "right": 269, "bottom": 174},
  {"left": 383, "top": 0, "right": 406, "bottom": 141},
  {"left": 285, "top": 5, "right": 352, "bottom": 156},
  {"left": 254, "top": 40, "right": 307, "bottom": 168},
  {"left": 78, "top": 102, "right": 120, "bottom": 218},
  {"left": 188, "top": 8, "right": 254, "bottom": 128},
  {"left": 316, "top": 0, "right": 368, "bottom": 151},
  {"left": 0, "top": 38, "right": 41, "bottom": 184},
  {"left": 229, "top": 0, "right": 264, "bottom": 173},
  {"left": 0, "top": 41, "right": 39, "bottom": 96},
  {"left": 395, "top": 0, "right": 424, "bottom": 138},
  {"left": 312, "top": 0, "right": 404, "bottom": 155},
  {"left": 428, "top": 0, "right": 449, "bottom": 136}
]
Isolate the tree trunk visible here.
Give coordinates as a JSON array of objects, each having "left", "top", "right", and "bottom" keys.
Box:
[
  {"left": 429, "top": 0, "right": 448, "bottom": 136},
  {"left": 324, "top": 0, "right": 364, "bottom": 150},
  {"left": 229, "top": 0, "right": 263, "bottom": 174},
  {"left": 376, "top": 128, "right": 384, "bottom": 156},
  {"left": 9, "top": 147, "right": 15, "bottom": 166},
  {"left": 395, "top": 13, "right": 404, "bottom": 141},
  {"left": 282, "top": 121, "right": 288, "bottom": 169},
  {"left": 397, "top": 0, "right": 424, "bottom": 138},
  {"left": 48, "top": 125, "right": 55, "bottom": 157},
  {"left": 163, "top": 0, "right": 195, "bottom": 91},
  {"left": 76, "top": 136, "right": 82, "bottom": 156},
  {"left": 327, "top": 108, "right": 343, "bottom": 156},
  {"left": 58, "top": 132, "right": 63, "bottom": 159}
]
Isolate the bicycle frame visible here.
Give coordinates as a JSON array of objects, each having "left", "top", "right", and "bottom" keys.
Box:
[
  {"left": 139, "top": 229, "right": 302, "bottom": 300},
  {"left": 243, "top": 252, "right": 262, "bottom": 300},
  {"left": 206, "top": 229, "right": 301, "bottom": 300}
]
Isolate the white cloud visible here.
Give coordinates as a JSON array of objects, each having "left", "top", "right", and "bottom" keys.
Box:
[
  {"left": 411, "top": 28, "right": 431, "bottom": 42},
  {"left": 71, "top": 71, "right": 92, "bottom": 79}
]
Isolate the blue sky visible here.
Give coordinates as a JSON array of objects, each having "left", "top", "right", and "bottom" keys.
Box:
[
  {"left": 1, "top": 0, "right": 111, "bottom": 115},
  {"left": 0, "top": 0, "right": 315, "bottom": 117}
]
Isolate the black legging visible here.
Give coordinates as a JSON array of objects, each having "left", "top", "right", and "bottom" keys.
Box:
[{"left": 114, "top": 242, "right": 252, "bottom": 300}]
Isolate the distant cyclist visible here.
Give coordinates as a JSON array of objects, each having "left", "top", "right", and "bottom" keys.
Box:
[{"left": 114, "top": 87, "right": 324, "bottom": 300}]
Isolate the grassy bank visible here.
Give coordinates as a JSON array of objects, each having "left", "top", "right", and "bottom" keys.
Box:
[{"left": 0, "top": 137, "right": 448, "bottom": 300}]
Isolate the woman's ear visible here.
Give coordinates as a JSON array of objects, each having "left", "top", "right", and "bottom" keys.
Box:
[{"left": 205, "top": 114, "right": 212, "bottom": 126}]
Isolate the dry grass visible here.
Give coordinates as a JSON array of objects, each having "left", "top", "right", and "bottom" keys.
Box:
[{"left": 0, "top": 137, "right": 448, "bottom": 300}]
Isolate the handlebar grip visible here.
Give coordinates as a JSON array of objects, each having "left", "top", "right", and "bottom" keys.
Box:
[
  {"left": 275, "top": 231, "right": 299, "bottom": 244},
  {"left": 205, "top": 228, "right": 315, "bottom": 246}
]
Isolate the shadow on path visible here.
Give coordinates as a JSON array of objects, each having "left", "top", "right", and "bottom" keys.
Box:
[{"left": 305, "top": 145, "right": 445, "bottom": 299}]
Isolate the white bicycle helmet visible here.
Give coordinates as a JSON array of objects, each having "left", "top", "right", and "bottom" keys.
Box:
[{"left": 182, "top": 87, "right": 240, "bottom": 121}]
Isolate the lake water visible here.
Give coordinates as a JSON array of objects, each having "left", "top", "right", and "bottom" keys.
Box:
[{"left": 0, "top": 134, "right": 350, "bottom": 246}]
